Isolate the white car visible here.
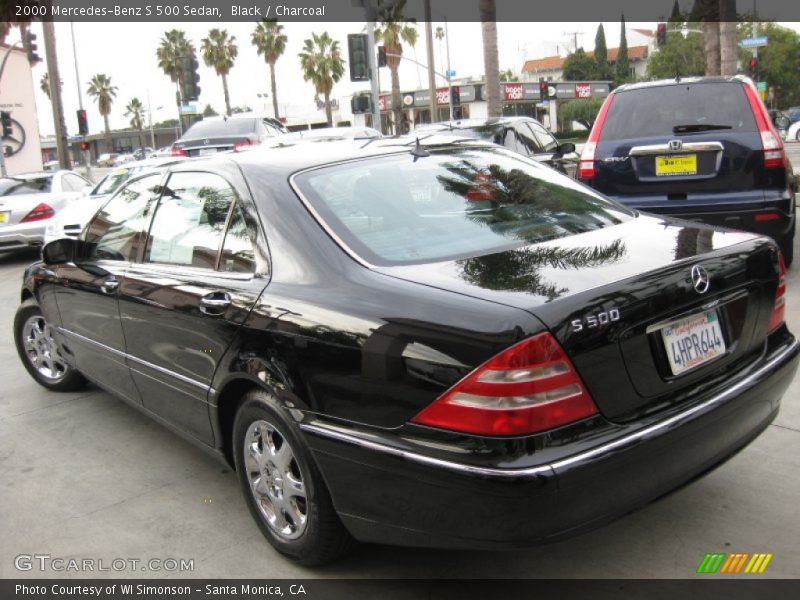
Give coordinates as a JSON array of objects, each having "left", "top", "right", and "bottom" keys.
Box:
[
  {"left": 0, "top": 170, "right": 92, "bottom": 253},
  {"left": 44, "top": 157, "right": 186, "bottom": 245},
  {"left": 113, "top": 153, "right": 136, "bottom": 166},
  {"left": 787, "top": 120, "right": 800, "bottom": 143}
]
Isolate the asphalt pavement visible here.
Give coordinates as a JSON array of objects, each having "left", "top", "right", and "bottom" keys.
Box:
[{"left": 0, "top": 151, "right": 799, "bottom": 579}]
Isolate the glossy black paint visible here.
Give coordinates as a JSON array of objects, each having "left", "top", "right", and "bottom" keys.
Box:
[{"left": 20, "top": 137, "right": 798, "bottom": 550}]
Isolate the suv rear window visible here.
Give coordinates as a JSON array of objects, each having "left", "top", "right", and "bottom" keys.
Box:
[
  {"left": 600, "top": 82, "right": 757, "bottom": 141},
  {"left": 184, "top": 118, "right": 257, "bottom": 138},
  {"left": 293, "top": 148, "right": 632, "bottom": 266}
]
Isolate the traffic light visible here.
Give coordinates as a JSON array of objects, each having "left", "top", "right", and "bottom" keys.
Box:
[
  {"left": 347, "top": 33, "right": 370, "bottom": 82},
  {"left": 351, "top": 95, "right": 373, "bottom": 113},
  {"left": 539, "top": 79, "right": 548, "bottom": 101},
  {"left": 451, "top": 86, "right": 461, "bottom": 106},
  {"left": 377, "top": 46, "right": 387, "bottom": 68},
  {"left": 748, "top": 56, "right": 759, "bottom": 79},
  {"left": 79, "top": 141, "right": 90, "bottom": 152},
  {"left": 656, "top": 23, "right": 667, "bottom": 47},
  {"left": 77, "top": 109, "right": 89, "bottom": 136},
  {"left": 1, "top": 111, "right": 11, "bottom": 139},
  {"left": 181, "top": 55, "right": 201, "bottom": 101},
  {"left": 24, "top": 31, "right": 40, "bottom": 64}
]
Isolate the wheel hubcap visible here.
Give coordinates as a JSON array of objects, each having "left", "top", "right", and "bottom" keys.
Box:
[
  {"left": 244, "top": 420, "right": 308, "bottom": 540},
  {"left": 22, "top": 315, "right": 69, "bottom": 382}
]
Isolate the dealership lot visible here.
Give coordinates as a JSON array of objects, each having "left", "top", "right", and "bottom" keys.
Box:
[{"left": 1, "top": 150, "right": 799, "bottom": 579}]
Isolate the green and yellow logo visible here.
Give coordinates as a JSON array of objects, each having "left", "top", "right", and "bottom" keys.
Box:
[{"left": 696, "top": 552, "right": 773, "bottom": 574}]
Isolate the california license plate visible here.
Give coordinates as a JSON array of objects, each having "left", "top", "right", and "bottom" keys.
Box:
[
  {"left": 655, "top": 154, "right": 697, "bottom": 176},
  {"left": 660, "top": 310, "right": 725, "bottom": 375},
  {"left": 198, "top": 148, "right": 217, "bottom": 156},
  {"left": 0, "top": 211, "right": 8, "bottom": 224}
]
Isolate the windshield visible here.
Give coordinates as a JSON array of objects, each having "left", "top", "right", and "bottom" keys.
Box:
[
  {"left": 601, "top": 83, "right": 757, "bottom": 140},
  {"left": 184, "top": 118, "right": 257, "bottom": 138},
  {"left": 293, "top": 148, "right": 632, "bottom": 266}
]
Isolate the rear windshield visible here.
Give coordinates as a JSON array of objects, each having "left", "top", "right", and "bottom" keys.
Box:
[
  {"left": 0, "top": 176, "right": 52, "bottom": 195},
  {"left": 184, "top": 118, "right": 257, "bottom": 138},
  {"left": 601, "top": 82, "right": 757, "bottom": 140},
  {"left": 293, "top": 148, "right": 632, "bottom": 266}
]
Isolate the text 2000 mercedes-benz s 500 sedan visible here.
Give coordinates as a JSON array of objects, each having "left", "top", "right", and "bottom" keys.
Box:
[{"left": 14, "top": 137, "right": 798, "bottom": 565}]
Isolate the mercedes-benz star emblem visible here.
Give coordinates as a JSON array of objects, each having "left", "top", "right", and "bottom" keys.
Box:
[
  {"left": 669, "top": 139, "right": 683, "bottom": 151},
  {"left": 1, "top": 118, "right": 27, "bottom": 157},
  {"left": 691, "top": 265, "right": 710, "bottom": 294},
  {"left": 203, "top": 138, "right": 210, "bottom": 145}
]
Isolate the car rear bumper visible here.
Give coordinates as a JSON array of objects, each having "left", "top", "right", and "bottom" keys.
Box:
[
  {"left": 0, "top": 221, "right": 47, "bottom": 251},
  {"left": 300, "top": 334, "right": 799, "bottom": 549}
]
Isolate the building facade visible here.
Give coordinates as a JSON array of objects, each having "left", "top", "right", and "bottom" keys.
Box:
[{"left": 0, "top": 42, "right": 43, "bottom": 174}]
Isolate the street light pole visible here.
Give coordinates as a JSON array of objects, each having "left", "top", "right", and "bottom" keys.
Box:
[
  {"left": 445, "top": 18, "right": 453, "bottom": 121},
  {"left": 424, "top": 1, "right": 437, "bottom": 123},
  {"left": 364, "top": 1, "right": 382, "bottom": 132},
  {"left": 70, "top": 21, "right": 90, "bottom": 179}
]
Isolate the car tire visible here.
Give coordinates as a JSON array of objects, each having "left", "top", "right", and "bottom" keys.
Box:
[
  {"left": 14, "top": 300, "right": 87, "bottom": 392},
  {"left": 796, "top": 129, "right": 800, "bottom": 142},
  {"left": 233, "top": 389, "right": 353, "bottom": 566}
]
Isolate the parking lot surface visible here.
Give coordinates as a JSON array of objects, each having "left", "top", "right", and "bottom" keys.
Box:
[{"left": 1, "top": 151, "right": 799, "bottom": 579}]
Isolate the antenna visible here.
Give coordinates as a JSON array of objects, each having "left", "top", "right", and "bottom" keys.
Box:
[{"left": 410, "top": 137, "right": 430, "bottom": 160}]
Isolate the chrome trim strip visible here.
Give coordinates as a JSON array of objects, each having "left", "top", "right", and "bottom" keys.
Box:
[
  {"left": 629, "top": 141, "right": 724, "bottom": 156},
  {"left": 58, "top": 328, "right": 211, "bottom": 393},
  {"left": 300, "top": 339, "right": 799, "bottom": 479}
]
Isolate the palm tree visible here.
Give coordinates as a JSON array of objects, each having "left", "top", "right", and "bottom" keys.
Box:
[
  {"left": 86, "top": 73, "right": 117, "bottom": 148},
  {"left": 434, "top": 26, "right": 445, "bottom": 76},
  {"left": 201, "top": 28, "right": 238, "bottom": 116},
  {"left": 298, "top": 32, "right": 345, "bottom": 126},
  {"left": 480, "top": 0, "right": 501, "bottom": 117},
  {"left": 252, "top": 18, "right": 287, "bottom": 119},
  {"left": 125, "top": 97, "right": 147, "bottom": 152},
  {"left": 41, "top": 73, "right": 51, "bottom": 100},
  {"left": 375, "top": 1, "right": 417, "bottom": 132},
  {"left": 156, "top": 29, "right": 195, "bottom": 127}
]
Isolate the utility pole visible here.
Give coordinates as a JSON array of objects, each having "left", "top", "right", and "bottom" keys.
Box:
[
  {"left": 147, "top": 90, "right": 156, "bottom": 150},
  {"left": 445, "top": 18, "right": 453, "bottom": 121},
  {"left": 364, "top": 0, "right": 382, "bottom": 132},
  {"left": 43, "top": 21, "right": 71, "bottom": 170},
  {"left": 424, "top": 0, "right": 437, "bottom": 123},
  {"left": 70, "top": 22, "right": 90, "bottom": 179}
]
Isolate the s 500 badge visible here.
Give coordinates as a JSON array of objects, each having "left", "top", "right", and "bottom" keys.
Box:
[{"left": 571, "top": 308, "right": 621, "bottom": 332}]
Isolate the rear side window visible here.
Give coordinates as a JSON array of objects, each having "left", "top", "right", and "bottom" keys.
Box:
[
  {"left": 294, "top": 148, "right": 632, "bottom": 266},
  {"left": 600, "top": 83, "right": 757, "bottom": 140}
]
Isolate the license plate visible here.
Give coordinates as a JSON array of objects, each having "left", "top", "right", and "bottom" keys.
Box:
[
  {"left": 655, "top": 154, "right": 697, "bottom": 176},
  {"left": 198, "top": 148, "right": 217, "bottom": 156},
  {"left": 660, "top": 310, "right": 725, "bottom": 375},
  {"left": 0, "top": 211, "right": 8, "bottom": 224}
]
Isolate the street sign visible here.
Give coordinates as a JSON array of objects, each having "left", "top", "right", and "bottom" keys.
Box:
[
  {"left": 757, "top": 81, "right": 767, "bottom": 91},
  {"left": 446, "top": 69, "right": 456, "bottom": 78},
  {"left": 180, "top": 103, "right": 198, "bottom": 115},
  {"left": 739, "top": 36, "right": 768, "bottom": 48}
]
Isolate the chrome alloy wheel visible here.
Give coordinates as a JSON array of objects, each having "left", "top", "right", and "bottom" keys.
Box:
[
  {"left": 244, "top": 420, "right": 308, "bottom": 540},
  {"left": 22, "top": 315, "right": 69, "bottom": 382}
]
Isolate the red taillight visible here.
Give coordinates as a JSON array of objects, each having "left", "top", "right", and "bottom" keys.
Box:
[
  {"left": 577, "top": 93, "right": 615, "bottom": 180},
  {"left": 743, "top": 82, "right": 785, "bottom": 170},
  {"left": 767, "top": 251, "right": 787, "bottom": 333},
  {"left": 21, "top": 202, "right": 55, "bottom": 222},
  {"left": 411, "top": 332, "right": 598, "bottom": 436},
  {"left": 233, "top": 139, "right": 256, "bottom": 151},
  {"left": 170, "top": 146, "right": 186, "bottom": 157}
]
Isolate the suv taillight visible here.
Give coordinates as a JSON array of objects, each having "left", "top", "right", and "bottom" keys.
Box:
[
  {"left": 577, "top": 93, "right": 615, "bottom": 180},
  {"left": 411, "top": 332, "right": 598, "bottom": 436},
  {"left": 767, "top": 251, "right": 787, "bottom": 333},
  {"left": 21, "top": 202, "right": 55, "bottom": 222},
  {"left": 743, "top": 82, "right": 786, "bottom": 170}
]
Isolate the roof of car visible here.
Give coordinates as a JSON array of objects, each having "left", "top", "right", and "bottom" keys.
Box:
[
  {"left": 614, "top": 74, "right": 750, "bottom": 93},
  {"left": 417, "top": 116, "right": 536, "bottom": 131}
]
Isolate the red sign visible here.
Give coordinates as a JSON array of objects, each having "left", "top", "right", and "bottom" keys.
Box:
[
  {"left": 503, "top": 83, "right": 524, "bottom": 101},
  {"left": 378, "top": 95, "right": 387, "bottom": 111},
  {"left": 575, "top": 83, "right": 592, "bottom": 98},
  {"left": 435, "top": 87, "right": 450, "bottom": 105}
]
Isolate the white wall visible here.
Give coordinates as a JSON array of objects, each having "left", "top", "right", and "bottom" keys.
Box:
[{"left": 0, "top": 45, "right": 43, "bottom": 174}]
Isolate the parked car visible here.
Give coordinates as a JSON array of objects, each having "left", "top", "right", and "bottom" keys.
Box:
[
  {"left": 15, "top": 137, "right": 797, "bottom": 566},
  {"left": 132, "top": 147, "right": 154, "bottom": 160},
  {"left": 767, "top": 109, "right": 791, "bottom": 139},
  {"left": 787, "top": 119, "right": 800, "bottom": 143},
  {"left": 171, "top": 115, "right": 284, "bottom": 157},
  {"left": 417, "top": 117, "right": 579, "bottom": 178},
  {"left": 0, "top": 170, "right": 92, "bottom": 252},
  {"left": 148, "top": 146, "right": 173, "bottom": 158},
  {"left": 785, "top": 106, "right": 800, "bottom": 124},
  {"left": 96, "top": 153, "right": 119, "bottom": 167},
  {"left": 113, "top": 153, "right": 136, "bottom": 166},
  {"left": 42, "top": 160, "right": 60, "bottom": 172},
  {"left": 281, "top": 126, "right": 382, "bottom": 142},
  {"left": 577, "top": 76, "right": 796, "bottom": 265},
  {"left": 44, "top": 157, "right": 186, "bottom": 245}
]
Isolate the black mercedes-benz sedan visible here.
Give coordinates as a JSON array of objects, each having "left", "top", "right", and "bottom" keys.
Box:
[{"left": 14, "top": 136, "right": 798, "bottom": 565}]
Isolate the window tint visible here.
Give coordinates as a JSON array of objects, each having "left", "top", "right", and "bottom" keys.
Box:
[
  {"left": 0, "top": 176, "right": 52, "bottom": 195},
  {"left": 513, "top": 124, "right": 541, "bottom": 155},
  {"left": 600, "top": 83, "right": 757, "bottom": 140},
  {"left": 295, "top": 148, "right": 632, "bottom": 266},
  {"left": 219, "top": 203, "right": 256, "bottom": 273},
  {"left": 85, "top": 174, "right": 161, "bottom": 261},
  {"left": 145, "top": 172, "right": 236, "bottom": 269},
  {"left": 63, "top": 173, "right": 89, "bottom": 192},
  {"left": 183, "top": 118, "right": 257, "bottom": 138},
  {"left": 528, "top": 122, "right": 559, "bottom": 153},
  {"left": 503, "top": 128, "right": 527, "bottom": 155}
]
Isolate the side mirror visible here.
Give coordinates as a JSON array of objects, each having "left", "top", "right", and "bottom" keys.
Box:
[
  {"left": 42, "top": 238, "right": 76, "bottom": 265},
  {"left": 558, "top": 142, "right": 576, "bottom": 155}
]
